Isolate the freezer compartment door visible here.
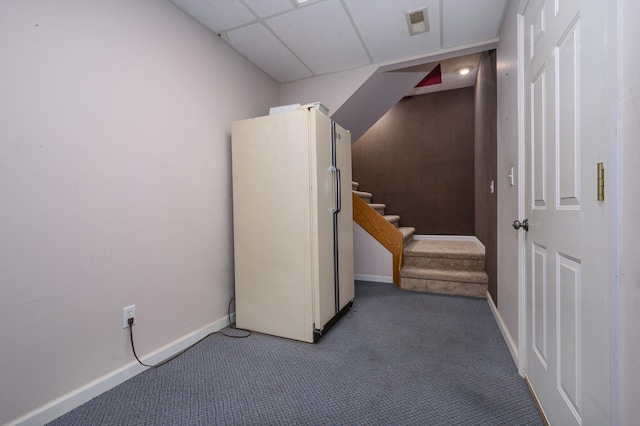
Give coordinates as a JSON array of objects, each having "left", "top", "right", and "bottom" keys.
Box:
[
  {"left": 309, "top": 109, "right": 337, "bottom": 332},
  {"left": 309, "top": 110, "right": 354, "bottom": 335},
  {"left": 334, "top": 121, "right": 354, "bottom": 310}
]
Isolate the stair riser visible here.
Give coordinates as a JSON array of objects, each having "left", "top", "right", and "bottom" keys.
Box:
[
  {"left": 401, "top": 271, "right": 487, "bottom": 284},
  {"left": 401, "top": 278, "right": 487, "bottom": 298},
  {"left": 373, "top": 207, "right": 385, "bottom": 215},
  {"left": 403, "top": 256, "right": 485, "bottom": 271}
]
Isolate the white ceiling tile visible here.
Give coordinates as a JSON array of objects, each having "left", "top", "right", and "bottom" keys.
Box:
[
  {"left": 265, "top": 0, "right": 371, "bottom": 75},
  {"left": 170, "top": 0, "right": 255, "bottom": 33},
  {"left": 226, "top": 23, "right": 313, "bottom": 83},
  {"left": 241, "top": 0, "right": 294, "bottom": 18},
  {"left": 172, "top": 0, "right": 506, "bottom": 84},
  {"left": 345, "top": 0, "right": 441, "bottom": 63},
  {"left": 442, "top": 0, "right": 507, "bottom": 47}
]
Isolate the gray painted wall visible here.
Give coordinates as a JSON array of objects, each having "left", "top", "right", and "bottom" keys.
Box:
[
  {"left": 0, "top": 1, "right": 279, "bottom": 423},
  {"left": 495, "top": 0, "right": 522, "bottom": 361},
  {"left": 474, "top": 50, "right": 498, "bottom": 303},
  {"left": 352, "top": 88, "right": 476, "bottom": 236}
]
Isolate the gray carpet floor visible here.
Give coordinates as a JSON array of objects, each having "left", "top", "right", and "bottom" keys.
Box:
[{"left": 48, "top": 281, "right": 543, "bottom": 425}]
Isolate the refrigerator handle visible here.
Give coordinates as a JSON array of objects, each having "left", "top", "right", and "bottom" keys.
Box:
[
  {"left": 331, "top": 166, "right": 341, "bottom": 214},
  {"left": 335, "top": 167, "right": 341, "bottom": 213}
]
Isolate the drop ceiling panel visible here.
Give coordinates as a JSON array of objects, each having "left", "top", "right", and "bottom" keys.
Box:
[
  {"left": 241, "top": 0, "right": 294, "bottom": 18},
  {"left": 443, "top": 0, "right": 507, "bottom": 47},
  {"left": 170, "top": 0, "right": 508, "bottom": 84},
  {"left": 346, "top": 0, "right": 442, "bottom": 63},
  {"left": 226, "top": 23, "right": 313, "bottom": 83},
  {"left": 170, "top": 0, "right": 255, "bottom": 33},
  {"left": 266, "top": 0, "right": 371, "bottom": 76}
]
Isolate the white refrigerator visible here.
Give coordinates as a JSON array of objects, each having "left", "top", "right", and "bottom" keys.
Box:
[{"left": 231, "top": 104, "right": 354, "bottom": 343}]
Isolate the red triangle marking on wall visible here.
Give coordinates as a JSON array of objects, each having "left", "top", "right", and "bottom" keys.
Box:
[{"left": 415, "top": 63, "right": 442, "bottom": 87}]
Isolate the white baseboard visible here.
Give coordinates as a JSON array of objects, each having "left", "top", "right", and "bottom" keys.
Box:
[
  {"left": 354, "top": 274, "right": 393, "bottom": 283},
  {"left": 9, "top": 314, "right": 233, "bottom": 426},
  {"left": 486, "top": 291, "right": 521, "bottom": 375}
]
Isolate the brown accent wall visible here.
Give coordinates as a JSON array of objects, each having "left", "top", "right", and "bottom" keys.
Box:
[
  {"left": 475, "top": 50, "right": 498, "bottom": 302},
  {"left": 352, "top": 87, "right": 475, "bottom": 235}
]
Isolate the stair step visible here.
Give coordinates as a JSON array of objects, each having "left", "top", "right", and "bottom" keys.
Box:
[
  {"left": 403, "top": 240, "right": 485, "bottom": 271},
  {"left": 353, "top": 190, "right": 372, "bottom": 203},
  {"left": 399, "top": 227, "right": 415, "bottom": 245},
  {"left": 401, "top": 277, "right": 488, "bottom": 298},
  {"left": 400, "top": 239, "right": 488, "bottom": 297},
  {"left": 403, "top": 239, "right": 485, "bottom": 260},
  {"left": 352, "top": 181, "right": 359, "bottom": 190},
  {"left": 403, "top": 255, "right": 485, "bottom": 271},
  {"left": 400, "top": 266, "right": 488, "bottom": 283},
  {"left": 383, "top": 215, "right": 400, "bottom": 228},
  {"left": 369, "top": 203, "right": 385, "bottom": 215},
  {"left": 400, "top": 266, "right": 488, "bottom": 298}
]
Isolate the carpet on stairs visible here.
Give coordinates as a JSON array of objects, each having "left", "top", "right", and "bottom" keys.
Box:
[{"left": 401, "top": 239, "right": 489, "bottom": 298}]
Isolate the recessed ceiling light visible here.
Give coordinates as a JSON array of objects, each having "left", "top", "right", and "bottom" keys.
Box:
[
  {"left": 458, "top": 67, "right": 471, "bottom": 75},
  {"left": 295, "top": 0, "right": 313, "bottom": 4},
  {"left": 406, "top": 8, "right": 429, "bottom": 36}
]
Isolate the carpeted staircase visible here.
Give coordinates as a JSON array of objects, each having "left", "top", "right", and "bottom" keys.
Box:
[
  {"left": 352, "top": 182, "right": 415, "bottom": 245},
  {"left": 402, "top": 239, "right": 488, "bottom": 298},
  {"left": 353, "top": 182, "right": 488, "bottom": 298}
]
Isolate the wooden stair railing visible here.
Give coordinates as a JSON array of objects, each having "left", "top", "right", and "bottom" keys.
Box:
[{"left": 352, "top": 192, "right": 403, "bottom": 286}]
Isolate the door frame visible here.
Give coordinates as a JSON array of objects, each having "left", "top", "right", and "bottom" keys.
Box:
[
  {"left": 516, "top": 0, "right": 527, "bottom": 378},
  {"left": 514, "top": 0, "right": 620, "bottom": 422}
]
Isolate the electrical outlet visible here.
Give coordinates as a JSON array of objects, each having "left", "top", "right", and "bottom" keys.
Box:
[{"left": 123, "top": 305, "right": 135, "bottom": 329}]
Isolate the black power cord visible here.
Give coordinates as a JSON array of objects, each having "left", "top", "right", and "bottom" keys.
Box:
[{"left": 128, "top": 297, "right": 251, "bottom": 368}]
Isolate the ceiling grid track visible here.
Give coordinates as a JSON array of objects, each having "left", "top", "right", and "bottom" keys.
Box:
[
  {"left": 238, "top": 0, "right": 316, "bottom": 77},
  {"left": 338, "top": 0, "right": 374, "bottom": 63},
  {"left": 169, "top": 0, "right": 508, "bottom": 84},
  {"left": 439, "top": 0, "right": 445, "bottom": 49}
]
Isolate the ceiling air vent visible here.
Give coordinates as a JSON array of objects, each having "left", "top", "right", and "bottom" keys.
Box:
[{"left": 406, "top": 8, "right": 429, "bottom": 36}]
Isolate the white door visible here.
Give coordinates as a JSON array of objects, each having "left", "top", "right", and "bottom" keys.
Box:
[{"left": 523, "top": 0, "right": 611, "bottom": 424}]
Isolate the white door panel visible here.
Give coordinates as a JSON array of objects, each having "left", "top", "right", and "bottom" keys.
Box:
[{"left": 523, "top": 0, "right": 610, "bottom": 424}]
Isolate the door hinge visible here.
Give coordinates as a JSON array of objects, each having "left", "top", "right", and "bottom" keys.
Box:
[{"left": 597, "top": 162, "right": 605, "bottom": 201}]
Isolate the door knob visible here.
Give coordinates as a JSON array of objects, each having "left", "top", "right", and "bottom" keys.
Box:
[{"left": 512, "top": 219, "right": 529, "bottom": 231}]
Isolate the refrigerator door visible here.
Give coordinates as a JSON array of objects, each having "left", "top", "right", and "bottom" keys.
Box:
[
  {"left": 308, "top": 108, "right": 354, "bottom": 335},
  {"left": 308, "top": 109, "right": 337, "bottom": 332},
  {"left": 334, "top": 122, "right": 354, "bottom": 310}
]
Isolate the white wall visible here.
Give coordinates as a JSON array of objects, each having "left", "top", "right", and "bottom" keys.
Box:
[
  {"left": 617, "top": 0, "right": 640, "bottom": 423},
  {"left": 280, "top": 63, "right": 429, "bottom": 142},
  {"left": 279, "top": 65, "right": 377, "bottom": 116},
  {"left": 495, "top": 0, "right": 522, "bottom": 361},
  {"left": 353, "top": 224, "right": 393, "bottom": 282},
  {"left": 0, "top": 1, "right": 279, "bottom": 424}
]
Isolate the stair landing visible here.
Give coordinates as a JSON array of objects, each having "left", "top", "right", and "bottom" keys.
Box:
[
  {"left": 404, "top": 239, "right": 484, "bottom": 258},
  {"left": 401, "top": 239, "right": 488, "bottom": 298}
]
